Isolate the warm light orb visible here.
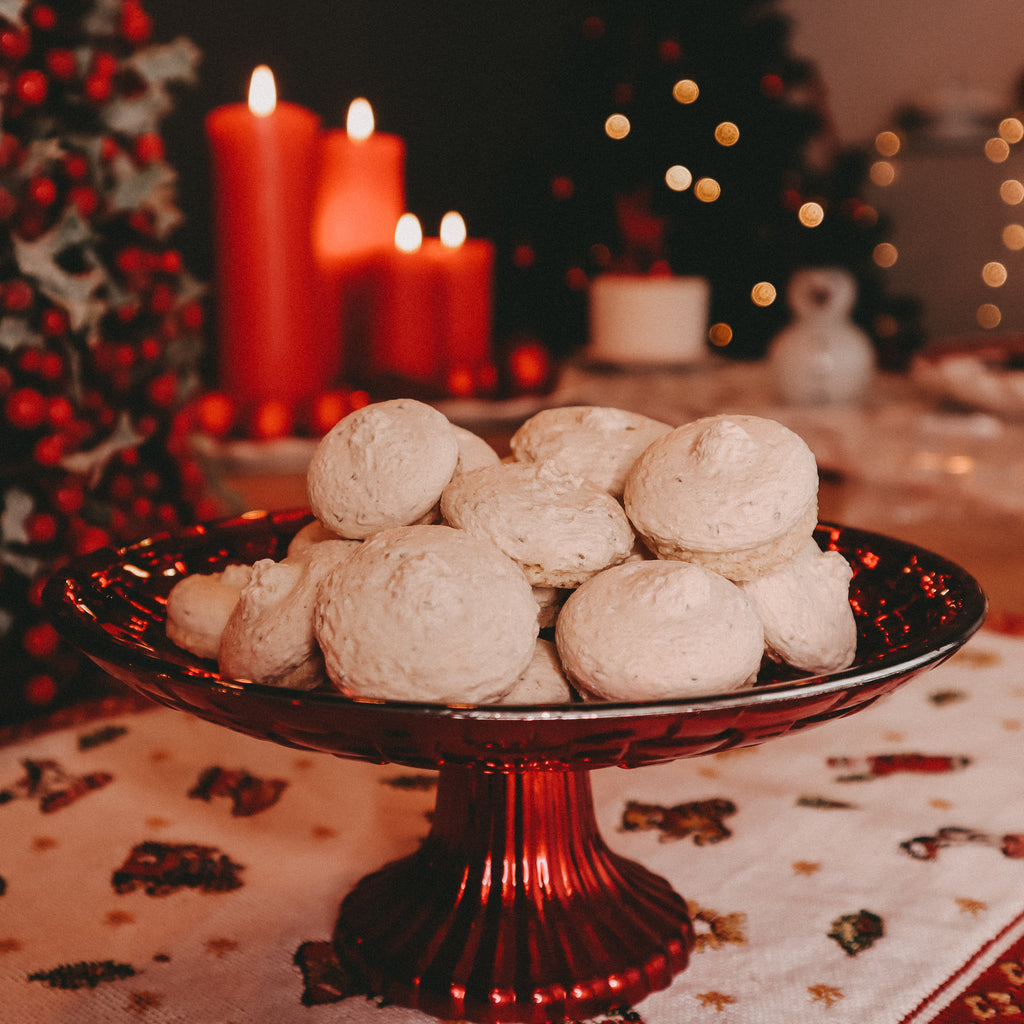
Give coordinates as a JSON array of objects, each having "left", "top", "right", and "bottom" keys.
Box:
[
  {"left": 694, "top": 177, "right": 720, "bottom": 202},
  {"left": 985, "top": 138, "right": 1011, "bottom": 164},
  {"left": 982, "top": 261, "right": 1008, "bottom": 287},
  {"left": 1003, "top": 223, "right": 1024, "bottom": 250},
  {"left": 605, "top": 113, "right": 631, "bottom": 140},
  {"left": 714, "top": 121, "right": 740, "bottom": 146},
  {"left": 709, "top": 322, "right": 733, "bottom": 347},
  {"left": 999, "top": 118, "right": 1024, "bottom": 144},
  {"left": 672, "top": 78, "right": 699, "bottom": 104},
  {"left": 873, "top": 242, "right": 898, "bottom": 268},
  {"left": 247, "top": 65, "right": 276, "bottom": 117},
  {"left": 875, "top": 130, "right": 901, "bottom": 157},
  {"left": 751, "top": 281, "right": 777, "bottom": 307},
  {"left": 394, "top": 213, "right": 422, "bottom": 253},
  {"left": 869, "top": 160, "right": 896, "bottom": 186},
  {"left": 665, "top": 165, "right": 692, "bottom": 191},
  {"left": 439, "top": 211, "right": 467, "bottom": 248},
  {"left": 346, "top": 97, "right": 375, "bottom": 141},
  {"left": 977, "top": 303, "right": 1002, "bottom": 329},
  {"left": 798, "top": 201, "right": 824, "bottom": 227},
  {"left": 1000, "top": 179, "right": 1024, "bottom": 205}
]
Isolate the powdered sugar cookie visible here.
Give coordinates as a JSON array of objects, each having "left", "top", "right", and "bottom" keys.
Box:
[
  {"left": 511, "top": 405, "right": 672, "bottom": 496},
  {"left": 623, "top": 413, "right": 818, "bottom": 581},
  {"left": 218, "top": 540, "right": 358, "bottom": 689},
  {"left": 315, "top": 524, "right": 538, "bottom": 703},
  {"left": 738, "top": 538, "right": 857, "bottom": 675},
  {"left": 306, "top": 398, "right": 459, "bottom": 539},
  {"left": 555, "top": 560, "right": 764, "bottom": 701},
  {"left": 286, "top": 517, "right": 343, "bottom": 558},
  {"left": 498, "top": 638, "right": 575, "bottom": 704},
  {"left": 440, "top": 460, "right": 635, "bottom": 588},
  {"left": 166, "top": 563, "right": 253, "bottom": 660}
]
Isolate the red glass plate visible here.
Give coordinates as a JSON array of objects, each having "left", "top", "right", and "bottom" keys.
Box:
[{"left": 45, "top": 512, "right": 987, "bottom": 1023}]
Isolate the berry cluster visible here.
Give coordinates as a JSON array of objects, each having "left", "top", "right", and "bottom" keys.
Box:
[{"left": 0, "top": 0, "right": 210, "bottom": 720}]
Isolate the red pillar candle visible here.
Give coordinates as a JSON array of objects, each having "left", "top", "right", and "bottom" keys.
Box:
[
  {"left": 312, "top": 99, "right": 405, "bottom": 383},
  {"left": 205, "top": 66, "right": 325, "bottom": 409},
  {"left": 368, "top": 212, "right": 494, "bottom": 392}
]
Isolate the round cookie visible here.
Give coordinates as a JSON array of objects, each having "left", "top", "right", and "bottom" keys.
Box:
[
  {"left": 166, "top": 563, "right": 253, "bottom": 660},
  {"left": 453, "top": 424, "right": 501, "bottom": 474},
  {"left": 218, "top": 540, "right": 358, "bottom": 689},
  {"left": 306, "top": 398, "right": 459, "bottom": 539},
  {"left": 315, "top": 524, "right": 539, "bottom": 703},
  {"left": 738, "top": 538, "right": 857, "bottom": 675},
  {"left": 286, "top": 517, "right": 343, "bottom": 558},
  {"left": 498, "top": 638, "right": 575, "bottom": 705},
  {"left": 623, "top": 413, "right": 818, "bottom": 581},
  {"left": 511, "top": 405, "right": 672, "bottom": 496},
  {"left": 440, "top": 460, "right": 635, "bottom": 587},
  {"left": 555, "top": 560, "right": 765, "bottom": 701}
]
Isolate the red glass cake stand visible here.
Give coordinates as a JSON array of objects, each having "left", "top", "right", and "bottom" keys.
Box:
[{"left": 45, "top": 510, "right": 987, "bottom": 1024}]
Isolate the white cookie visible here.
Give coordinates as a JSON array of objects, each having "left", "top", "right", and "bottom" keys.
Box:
[
  {"left": 555, "top": 560, "right": 765, "bottom": 701},
  {"left": 498, "top": 638, "right": 574, "bottom": 704},
  {"left": 623, "top": 413, "right": 818, "bottom": 580},
  {"left": 315, "top": 524, "right": 539, "bottom": 703},
  {"left": 286, "top": 518, "right": 343, "bottom": 558},
  {"left": 306, "top": 398, "right": 459, "bottom": 539},
  {"left": 511, "top": 405, "right": 671, "bottom": 496},
  {"left": 218, "top": 540, "right": 358, "bottom": 689},
  {"left": 738, "top": 539, "right": 857, "bottom": 675},
  {"left": 440, "top": 460, "right": 635, "bottom": 587},
  {"left": 166, "top": 563, "right": 253, "bottom": 660},
  {"left": 453, "top": 424, "right": 501, "bottom": 474}
]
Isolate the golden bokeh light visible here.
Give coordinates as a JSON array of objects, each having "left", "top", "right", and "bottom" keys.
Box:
[
  {"left": 1000, "top": 179, "right": 1024, "bottom": 205},
  {"left": 709, "top": 322, "right": 733, "bottom": 347},
  {"left": 985, "top": 138, "right": 1011, "bottom": 164},
  {"left": 982, "top": 261, "right": 1008, "bottom": 287},
  {"left": 869, "top": 160, "right": 896, "bottom": 186},
  {"left": 999, "top": 117, "right": 1024, "bottom": 144},
  {"left": 672, "top": 78, "right": 699, "bottom": 104},
  {"left": 798, "top": 201, "right": 824, "bottom": 227},
  {"left": 694, "top": 177, "right": 721, "bottom": 202},
  {"left": 875, "top": 130, "right": 901, "bottom": 157},
  {"left": 977, "top": 303, "right": 1002, "bottom": 329},
  {"left": 714, "top": 121, "right": 740, "bottom": 146},
  {"left": 604, "top": 113, "right": 631, "bottom": 140},
  {"left": 750, "top": 281, "right": 777, "bottom": 307},
  {"left": 873, "top": 242, "right": 898, "bottom": 268},
  {"left": 1003, "top": 223, "right": 1024, "bottom": 250},
  {"left": 665, "top": 165, "right": 693, "bottom": 191}
]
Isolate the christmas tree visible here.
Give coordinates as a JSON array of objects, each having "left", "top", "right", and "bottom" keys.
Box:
[
  {"left": 496, "top": 0, "right": 893, "bottom": 363},
  {"left": 0, "top": 0, "right": 211, "bottom": 723}
]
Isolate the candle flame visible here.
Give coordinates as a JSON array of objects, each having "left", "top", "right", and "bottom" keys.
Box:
[
  {"left": 439, "top": 211, "right": 467, "bottom": 248},
  {"left": 347, "top": 98, "right": 375, "bottom": 141},
  {"left": 395, "top": 213, "right": 422, "bottom": 252},
  {"left": 248, "top": 65, "right": 277, "bottom": 116}
]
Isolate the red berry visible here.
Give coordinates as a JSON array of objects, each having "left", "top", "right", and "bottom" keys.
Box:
[
  {"left": 26, "top": 512, "right": 58, "bottom": 543},
  {"left": 64, "top": 153, "right": 89, "bottom": 179},
  {"left": 74, "top": 524, "right": 109, "bottom": 555},
  {"left": 84, "top": 73, "right": 112, "bottom": 103},
  {"left": 68, "top": 184, "right": 98, "bottom": 216},
  {"left": 47, "top": 395, "right": 73, "bottom": 426},
  {"left": 0, "top": 188, "right": 16, "bottom": 219},
  {"left": 146, "top": 372, "right": 177, "bottom": 407},
  {"left": 16, "top": 70, "right": 48, "bottom": 106},
  {"left": 28, "top": 176, "right": 58, "bottom": 206},
  {"left": 180, "top": 301, "right": 204, "bottom": 330},
  {"left": 134, "top": 133, "right": 164, "bottom": 164},
  {"left": 40, "top": 308, "right": 67, "bottom": 337},
  {"left": 139, "top": 336, "right": 160, "bottom": 360},
  {"left": 92, "top": 52, "right": 117, "bottom": 78},
  {"left": 25, "top": 674, "right": 58, "bottom": 706},
  {"left": 5, "top": 279, "right": 34, "bottom": 311},
  {"left": 120, "top": 4, "right": 152, "bottom": 43},
  {"left": 39, "top": 351, "right": 63, "bottom": 379},
  {"left": 18, "top": 347, "right": 42, "bottom": 374},
  {"left": 0, "top": 134, "right": 21, "bottom": 169},
  {"left": 99, "top": 136, "right": 118, "bottom": 161},
  {"left": 23, "top": 621, "right": 59, "bottom": 659},
  {"left": 54, "top": 482, "right": 84, "bottom": 513},
  {"left": 150, "top": 283, "right": 174, "bottom": 313},
  {"left": 46, "top": 48, "right": 77, "bottom": 80},
  {"left": 159, "top": 249, "right": 182, "bottom": 274},
  {"left": 30, "top": 4, "right": 57, "bottom": 30},
  {"left": 195, "top": 391, "right": 235, "bottom": 437},
  {"left": 0, "top": 30, "right": 30, "bottom": 60},
  {"left": 6, "top": 387, "right": 46, "bottom": 429},
  {"left": 116, "top": 246, "right": 144, "bottom": 274},
  {"left": 33, "top": 433, "right": 64, "bottom": 465}
]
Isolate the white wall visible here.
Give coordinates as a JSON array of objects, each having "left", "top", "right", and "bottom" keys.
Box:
[{"left": 780, "top": 0, "right": 1023, "bottom": 144}]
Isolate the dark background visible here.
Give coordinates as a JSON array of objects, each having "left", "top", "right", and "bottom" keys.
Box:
[{"left": 147, "top": 1, "right": 578, "bottom": 283}]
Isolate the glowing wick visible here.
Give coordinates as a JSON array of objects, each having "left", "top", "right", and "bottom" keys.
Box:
[
  {"left": 440, "top": 211, "right": 467, "bottom": 248},
  {"left": 248, "top": 65, "right": 276, "bottom": 117},
  {"left": 395, "top": 213, "right": 423, "bottom": 253},
  {"left": 346, "top": 97, "right": 375, "bottom": 141}
]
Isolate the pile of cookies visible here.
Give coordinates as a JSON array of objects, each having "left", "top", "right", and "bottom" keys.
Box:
[{"left": 166, "top": 399, "right": 857, "bottom": 705}]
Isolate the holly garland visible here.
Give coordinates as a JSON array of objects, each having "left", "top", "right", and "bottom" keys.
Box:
[{"left": 0, "top": 0, "right": 214, "bottom": 720}]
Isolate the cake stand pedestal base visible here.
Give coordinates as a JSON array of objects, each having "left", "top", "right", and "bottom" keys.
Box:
[{"left": 334, "top": 765, "right": 695, "bottom": 1023}]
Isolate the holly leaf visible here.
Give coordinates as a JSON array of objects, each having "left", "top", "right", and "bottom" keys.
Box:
[
  {"left": 0, "top": 316, "right": 41, "bottom": 352},
  {"left": 106, "top": 153, "right": 182, "bottom": 237},
  {"left": 59, "top": 412, "right": 143, "bottom": 487},
  {"left": 81, "top": 0, "right": 121, "bottom": 36},
  {"left": 127, "top": 37, "right": 202, "bottom": 90},
  {"left": 102, "top": 90, "right": 175, "bottom": 138},
  {"left": 0, "top": 487, "right": 33, "bottom": 545},
  {"left": 0, "top": 0, "right": 29, "bottom": 29}
]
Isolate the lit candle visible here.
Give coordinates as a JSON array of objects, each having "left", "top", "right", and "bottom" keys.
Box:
[
  {"left": 366, "top": 212, "right": 495, "bottom": 392},
  {"left": 205, "top": 66, "right": 325, "bottom": 408}
]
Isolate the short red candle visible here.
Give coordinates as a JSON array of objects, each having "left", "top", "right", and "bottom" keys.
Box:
[
  {"left": 205, "top": 66, "right": 325, "bottom": 408},
  {"left": 368, "top": 212, "right": 494, "bottom": 391}
]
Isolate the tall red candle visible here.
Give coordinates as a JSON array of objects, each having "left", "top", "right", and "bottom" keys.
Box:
[{"left": 206, "top": 66, "right": 324, "bottom": 409}]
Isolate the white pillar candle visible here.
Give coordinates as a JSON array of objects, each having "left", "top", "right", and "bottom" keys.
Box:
[{"left": 587, "top": 274, "right": 710, "bottom": 366}]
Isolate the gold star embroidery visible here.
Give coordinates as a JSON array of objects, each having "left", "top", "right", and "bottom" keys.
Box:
[
  {"left": 960, "top": 648, "right": 1000, "bottom": 669},
  {"left": 32, "top": 836, "right": 57, "bottom": 852},
  {"left": 808, "top": 984, "right": 844, "bottom": 1008},
  {"left": 697, "top": 991, "right": 736, "bottom": 1010},
  {"left": 1002, "top": 719, "right": 1022, "bottom": 731},
  {"left": 929, "top": 798, "right": 953, "bottom": 810},
  {"left": 883, "top": 730, "right": 905, "bottom": 743},
  {"left": 0, "top": 938, "right": 23, "bottom": 954},
  {"left": 312, "top": 825, "right": 338, "bottom": 840},
  {"left": 149, "top": 749, "right": 171, "bottom": 763},
  {"left": 205, "top": 938, "right": 239, "bottom": 958},
  {"left": 793, "top": 860, "right": 821, "bottom": 876},
  {"left": 293, "top": 757, "right": 315, "bottom": 771},
  {"left": 126, "top": 990, "right": 162, "bottom": 1016},
  {"left": 144, "top": 816, "right": 170, "bottom": 829},
  {"left": 105, "top": 910, "right": 135, "bottom": 927},
  {"left": 698, "top": 765, "right": 720, "bottom": 779},
  {"left": 956, "top": 898, "right": 987, "bottom": 916}
]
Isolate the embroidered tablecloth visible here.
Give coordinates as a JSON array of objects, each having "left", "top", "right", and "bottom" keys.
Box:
[{"left": 4, "top": 625, "right": 1024, "bottom": 1023}]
